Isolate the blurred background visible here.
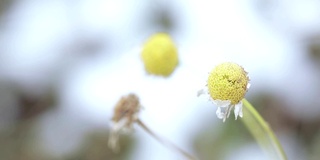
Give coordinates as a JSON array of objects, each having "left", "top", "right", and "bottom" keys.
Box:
[{"left": 1, "top": 0, "right": 320, "bottom": 159}]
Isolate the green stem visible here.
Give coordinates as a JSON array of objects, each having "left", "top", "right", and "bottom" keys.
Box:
[{"left": 241, "top": 98, "right": 287, "bottom": 160}]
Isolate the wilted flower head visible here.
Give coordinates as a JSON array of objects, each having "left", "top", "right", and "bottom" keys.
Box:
[
  {"left": 199, "top": 62, "right": 250, "bottom": 122},
  {"left": 109, "top": 93, "right": 141, "bottom": 152},
  {"left": 141, "top": 33, "right": 179, "bottom": 77}
]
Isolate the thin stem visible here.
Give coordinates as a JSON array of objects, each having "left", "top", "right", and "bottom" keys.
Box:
[
  {"left": 242, "top": 98, "right": 287, "bottom": 160},
  {"left": 136, "top": 119, "right": 197, "bottom": 160}
]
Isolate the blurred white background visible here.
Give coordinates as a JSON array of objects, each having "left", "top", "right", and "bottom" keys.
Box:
[{"left": 1, "top": 0, "right": 320, "bottom": 160}]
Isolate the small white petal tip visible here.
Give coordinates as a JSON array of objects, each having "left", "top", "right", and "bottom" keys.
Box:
[
  {"left": 234, "top": 101, "right": 243, "bottom": 120},
  {"left": 197, "top": 89, "right": 205, "bottom": 97}
]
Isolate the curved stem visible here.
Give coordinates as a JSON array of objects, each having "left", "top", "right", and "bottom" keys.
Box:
[
  {"left": 136, "top": 119, "right": 197, "bottom": 160},
  {"left": 241, "top": 99, "right": 287, "bottom": 160}
]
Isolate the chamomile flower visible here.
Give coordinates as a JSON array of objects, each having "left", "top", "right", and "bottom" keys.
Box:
[
  {"left": 199, "top": 62, "right": 250, "bottom": 122},
  {"left": 141, "top": 33, "right": 179, "bottom": 77},
  {"left": 108, "top": 93, "right": 141, "bottom": 152}
]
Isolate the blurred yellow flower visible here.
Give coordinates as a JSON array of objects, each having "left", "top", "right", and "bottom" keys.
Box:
[{"left": 141, "top": 33, "right": 178, "bottom": 77}]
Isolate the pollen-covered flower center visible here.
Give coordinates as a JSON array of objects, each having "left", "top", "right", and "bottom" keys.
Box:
[{"left": 207, "top": 62, "right": 249, "bottom": 104}]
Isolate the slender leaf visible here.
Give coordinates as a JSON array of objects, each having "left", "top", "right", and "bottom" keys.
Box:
[{"left": 241, "top": 99, "right": 287, "bottom": 160}]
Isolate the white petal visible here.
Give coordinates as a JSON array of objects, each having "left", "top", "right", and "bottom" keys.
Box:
[
  {"left": 234, "top": 101, "right": 243, "bottom": 120},
  {"left": 247, "top": 83, "right": 251, "bottom": 90},
  {"left": 226, "top": 105, "right": 233, "bottom": 118},
  {"left": 112, "top": 118, "right": 128, "bottom": 132},
  {"left": 108, "top": 118, "right": 130, "bottom": 152},
  {"left": 212, "top": 99, "right": 231, "bottom": 108},
  {"left": 216, "top": 105, "right": 234, "bottom": 122},
  {"left": 108, "top": 131, "right": 119, "bottom": 152},
  {"left": 216, "top": 107, "right": 225, "bottom": 119},
  {"left": 197, "top": 88, "right": 206, "bottom": 97}
]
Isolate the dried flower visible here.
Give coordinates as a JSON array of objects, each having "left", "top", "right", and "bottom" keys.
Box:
[{"left": 108, "top": 93, "right": 141, "bottom": 152}]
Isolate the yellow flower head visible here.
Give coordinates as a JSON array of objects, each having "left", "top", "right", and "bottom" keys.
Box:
[
  {"left": 141, "top": 33, "right": 178, "bottom": 77},
  {"left": 198, "top": 62, "right": 250, "bottom": 122},
  {"left": 207, "top": 62, "right": 249, "bottom": 104}
]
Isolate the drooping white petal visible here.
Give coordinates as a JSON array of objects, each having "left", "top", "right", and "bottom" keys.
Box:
[
  {"left": 212, "top": 99, "right": 231, "bottom": 108},
  {"left": 197, "top": 88, "right": 206, "bottom": 97},
  {"left": 215, "top": 105, "right": 233, "bottom": 122},
  {"left": 216, "top": 106, "right": 228, "bottom": 122},
  {"left": 247, "top": 83, "right": 251, "bottom": 90},
  {"left": 112, "top": 117, "right": 128, "bottom": 132},
  {"left": 225, "top": 105, "right": 233, "bottom": 118},
  {"left": 216, "top": 107, "right": 224, "bottom": 119},
  {"left": 234, "top": 101, "right": 243, "bottom": 120},
  {"left": 108, "top": 131, "right": 119, "bottom": 152},
  {"left": 108, "top": 118, "right": 129, "bottom": 151},
  {"left": 213, "top": 100, "right": 232, "bottom": 122}
]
